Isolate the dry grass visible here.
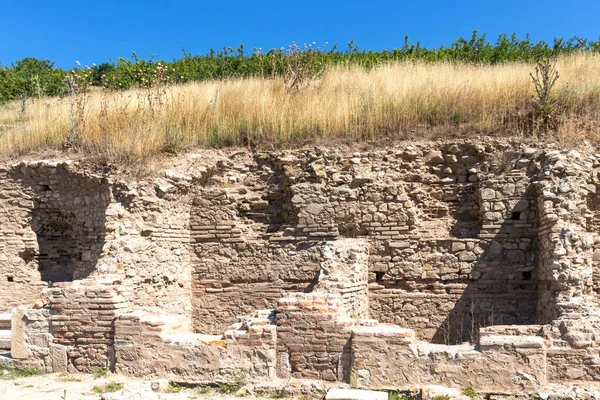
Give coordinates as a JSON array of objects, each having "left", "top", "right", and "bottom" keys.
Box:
[{"left": 1, "top": 54, "right": 599, "bottom": 162}]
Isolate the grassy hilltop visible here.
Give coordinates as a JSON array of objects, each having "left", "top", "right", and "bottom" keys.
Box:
[{"left": 0, "top": 32, "right": 599, "bottom": 162}]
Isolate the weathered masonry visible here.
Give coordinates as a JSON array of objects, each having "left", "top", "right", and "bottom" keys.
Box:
[{"left": 3, "top": 141, "right": 600, "bottom": 394}]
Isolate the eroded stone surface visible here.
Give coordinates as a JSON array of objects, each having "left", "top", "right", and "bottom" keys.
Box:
[{"left": 3, "top": 140, "right": 600, "bottom": 395}]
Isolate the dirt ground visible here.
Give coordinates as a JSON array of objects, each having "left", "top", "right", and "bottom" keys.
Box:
[{"left": 0, "top": 371, "right": 260, "bottom": 400}]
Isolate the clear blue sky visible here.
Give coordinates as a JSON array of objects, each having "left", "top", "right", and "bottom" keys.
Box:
[{"left": 2, "top": 0, "right": 599, "bottom": 69}]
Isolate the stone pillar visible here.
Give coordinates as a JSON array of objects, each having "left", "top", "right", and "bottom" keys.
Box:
[
  {"left": 11, "top": 306, "right": 28, "bottom": 359},
  {"left": 317, "top": 239, "right": 369, "bottom": 319},
  {"left": 535, "top": 150, "right": 598, "bottom": 322}
]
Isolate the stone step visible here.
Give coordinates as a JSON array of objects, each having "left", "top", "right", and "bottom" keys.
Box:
[
  {"left": 0, "top": 330, "right": 11, "bottom": 350},
  {"left": 0, "top": 314, "right": 10, "bottom": 330},
  {"left": 326, "top": 389, "right": 387, "bottom": 400}
]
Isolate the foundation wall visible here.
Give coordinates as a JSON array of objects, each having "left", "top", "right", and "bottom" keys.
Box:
[
  {"left": 5, "top": 143, "right": 600, "bottom": 392},
  {"left": 352, "top": 325, "right": 547, "bottom": 393},
  {"left": 114, "top": 310, "right": 277, "bottom": 381}
]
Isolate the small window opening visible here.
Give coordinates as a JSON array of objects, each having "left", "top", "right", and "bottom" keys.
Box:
[
  {"left": 375, "top": 271, "right": 385, "bottom": 282},
  {"left": 522, "top": 271, "right": 532, "bottom": 281},
  {"left": 511, "top": 212, "right": 521, "bottom": 221},
  {"left": 7, "top": 276, "right": 13, "bottom": 282}
]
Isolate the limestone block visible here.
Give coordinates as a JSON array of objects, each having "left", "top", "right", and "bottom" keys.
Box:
[
  {"left": 11, "top": 306, "right": 29, "bottom": 359},
  {"left": 481, "top": 188, "right": 496, "bottom": 200},
  {"left": 421, "top": 386, "right": 469, "bottom": 400},
  {"left": 326, "top": 389, "right": 387, "bottom": 400},
  {"left": 51, "top": 344, "right": 68, "bottom": 372}
]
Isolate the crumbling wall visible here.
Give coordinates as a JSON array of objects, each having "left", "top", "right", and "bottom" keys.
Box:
[
  {"left": 185, "top": 144, "right": 544, "bottom": 341},
  {"left": 99, "top": 178, "right": 193, "bottom": 316},
  {"left": 47, "top": 282, "right": 128, "bottom": 372},
  {"left": 114, "top": 309, "right": 277, "bottom": 380},
  {"left": 275, "top": 292, "right": 352, "bottom": 382},
  {"left": 0, "top": 165, "right": 42, "bottom": 311},
  {"left": 0, "top": 161, "right": 110, "bottom": 312},
  {"left": 351, "top": 324, "right": 546, "bottom": 393},
  {"left": 7, "top": 142, "right": 600, "bottom": 391}
]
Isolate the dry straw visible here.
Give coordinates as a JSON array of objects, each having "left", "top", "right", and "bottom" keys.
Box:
[{"left": 0, "top": 53, "right": 598, "bottom": 162}]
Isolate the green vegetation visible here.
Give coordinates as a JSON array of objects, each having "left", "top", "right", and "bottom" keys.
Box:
[
  {"left": 217, "top": 381, "right": 244, "bottom": 394},
  {"left": 1, "top": 31, "right": 598, "bottom": 105},
  {"left": 0, "top": 366, "right": 44, "bottom": 379},
  {"left": 462, "top": 386, "right": 481, "bottom": 399},
  {"left": 349, "top": 372, "right": 359, "bottom": 389},
  {"left": 166, "top": 382, "right": 184, "bottom": 393},
  {"left": 93, "top": 367, "right": 109, "bottom": 378},
  {"left": 268, "top": 389, "right": 287, "bottom": 398},
  {"left": 92, "top": 381, "right": 123, "bottom": 394},
  {"left": 58, "top": 372, "right": 82, "bottom": 382},
  {"left": 197, "top": 386, "right": 212, "bottom": 395},
  {"left": 387, "top": 390, "right": 414, "bottom": 400}
]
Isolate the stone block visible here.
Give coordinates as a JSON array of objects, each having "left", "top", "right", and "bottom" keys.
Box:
[
  {"left": 326, "top": 389, "right": 387, "bottom": 400},
  {"left": 11, "top": 306, "right": 28, "bottom": 359},
  {"left": 51, "top": 344, "right": 69, "bottom": 373}
]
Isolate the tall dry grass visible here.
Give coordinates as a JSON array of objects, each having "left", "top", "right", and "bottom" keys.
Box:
[{"left": 1, "top": 54, "right": 599, "bottom": 161}]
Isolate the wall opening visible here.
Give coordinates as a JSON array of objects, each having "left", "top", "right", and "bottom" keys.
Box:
[
  {"left": 11, "top": 165, "right": 111, "bottom": 284},
  {"left": 32, "top": 210, "right": 79, "bottom": 282}
]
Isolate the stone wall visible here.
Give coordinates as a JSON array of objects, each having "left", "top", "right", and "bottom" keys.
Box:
[
  {"left": 5, "top": 141, "right": 600, "bottom": 394},
  {"left": 183, "top": 144, "right": 545, "bottom": 342},
  {"left": 275, "top": 292, "right": 353, "bottom": 382},
  {"left": 0, "top": 161, "right": 110, "bottom": 312},
  {"left": 352, "top": 324, "right": 546, "bottom": 393},
  {"left": 114, "top": 309, "right": 277, "bottom": 381},
  {"left": 47, "top": 281, "right": 128, "bottom": 372}
]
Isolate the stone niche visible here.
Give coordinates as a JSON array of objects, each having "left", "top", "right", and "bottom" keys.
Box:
[
  {"left": 187, "top": 145, "right": 544, "bottom": 344},
  {"left": 0, "top": 161, "right": 110, "bottom": 310}
]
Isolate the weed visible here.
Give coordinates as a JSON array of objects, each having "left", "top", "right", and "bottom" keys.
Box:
[
  {"left": 387, "top": 390, "right": 413, "bottom": 400},
  {"left": 166, "top": 383, "right": 183, "bottom": 393},
  {"left": 14, "top": 367, "right": 43, "bottom": 377},
  {"left": 197, "top": 386, "right": 211, "bottom": 395},
  {"left": 58, "top": 373, "right": 82, "bottom": 382},
  {"left": 269, "top": 389, "right": 287, "bottom": 399},
  {"left": 432, "top": 396, "right": 451, "bottom": 400},
  {"left": 218, "top": 382, "right": 243, "bottom": 394},
  {"left": 25, "top": 384, "right": 34, "bottom": 388},
  {"left": 530, "top": 57, "right": 560, "bottom": 136},
  {"left": 462, "top": 386, "right": 481, "bottom": 399},
  {"left": 349, "top": 372, "right": 358, "bottom": 389},
  {"left": 93, "top": 367, "right": 109, "bottom": 378},
  {"left": 1, "top": 367, "right": 44, "bottom": 379},
  {"left": 92, "top": 381, "right": 123, "bottom": 394},
  {"left": 298, "top": 396, "right": 313, "bottom": 400}
]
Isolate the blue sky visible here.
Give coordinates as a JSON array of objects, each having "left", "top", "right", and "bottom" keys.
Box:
[{"left": 2, "top": 0, "right": 599, "bottom": 69}]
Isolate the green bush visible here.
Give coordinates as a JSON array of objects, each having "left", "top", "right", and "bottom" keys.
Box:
[
  {"left": 0, "top": 32, "right": 598, "bottom": 106},
  {"left": 92, "top": 381, "right": 123, "bottom": 394}
]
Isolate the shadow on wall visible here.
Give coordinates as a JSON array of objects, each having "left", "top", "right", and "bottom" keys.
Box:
[
  {"left": 431, "top": 184, "right": 539, "bottom": 344},
  {"left": 12, "top": 165, "right": 111, "bottom": 283}
]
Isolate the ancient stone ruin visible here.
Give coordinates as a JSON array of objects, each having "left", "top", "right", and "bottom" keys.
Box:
[{"left": 2, "top": 141, "right": 600, "bottom": 395}]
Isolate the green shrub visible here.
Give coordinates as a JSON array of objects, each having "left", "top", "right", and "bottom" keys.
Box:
[
  {"left": 462, "top": 386, "right": 481, "bottom": 399},
  {"left": 197, "top": 387, "right": 211, "bottom": 395},
  {"left": 218, "top": 381, "right": 243, "bottom": 394},
  {"left": 387, "top": 390, "right": 413, "bottom": 400},
  {"left": 93, "top": 367, "right": 109, "bottom": 378},
  {"left": 92, "top": 381, "right": 123, "bottom": 394},
  {"left": 0, "top": 367, "right": 44, "bottom": 379},
  {"left": 166, "top": 383, "right": 183, "bottom": 393},
  {"left": 1, "top": 32, "right": 597, "bottom": 106}
]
